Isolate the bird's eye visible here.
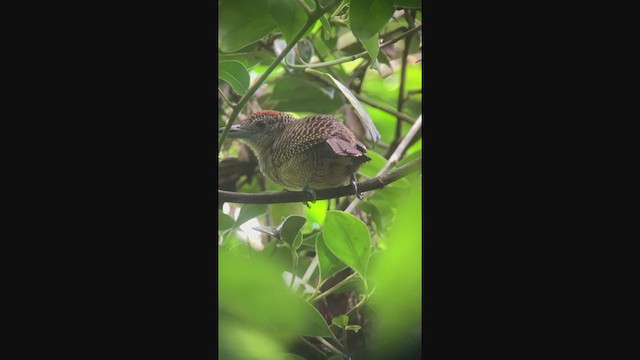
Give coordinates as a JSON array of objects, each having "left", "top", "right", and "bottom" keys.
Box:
[{"left": 255, "top": 121, "right": 266, "bottom": 129}]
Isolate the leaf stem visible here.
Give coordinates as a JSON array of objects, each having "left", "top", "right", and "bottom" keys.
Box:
[{"left": 309, "top": 271, "right": 359, "bottom": 302}]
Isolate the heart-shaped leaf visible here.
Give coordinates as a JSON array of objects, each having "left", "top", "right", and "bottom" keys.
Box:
[{"left": 322, "top": 211, "right": 371, "bottom": 278}]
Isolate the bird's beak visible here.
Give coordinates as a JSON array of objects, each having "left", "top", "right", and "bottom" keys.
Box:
[{"left": 218, "top": 124, "right": 254, "bottom": 139}]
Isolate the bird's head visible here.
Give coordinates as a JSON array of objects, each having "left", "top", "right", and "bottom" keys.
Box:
[{"left": 219, "top": 110, "right": 295, "bottom": 152}]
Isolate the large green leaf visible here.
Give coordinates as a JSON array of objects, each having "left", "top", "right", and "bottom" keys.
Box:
[
  {"left": 322, "top": 211, "right": 371, "bottom": 278},
  {"left": 316, "top": 233, "right": 348, "bottom": 281},
  {"left": 366, "top": 174, "right": 422, "bottom": 358},
  {"left": 219, "top": 0, "right": 278, "bottom": 52},
  {"left": 268, "top": 0, "right": 308, "bottom": 44},
  {"left": 265, "top": 75, "right": 343, "bottom": 113},
  {"left": 219, "top": 251, "right": 331, "bottom": 339},
  {"left": 279, "top": 215, "right": 307, "bottom": 247},
  {"left": 218, "top": 60, "right": 250, "bottom": 95},
  {"left": 349, "top": 0, "right": 396, "bottom": 41}
]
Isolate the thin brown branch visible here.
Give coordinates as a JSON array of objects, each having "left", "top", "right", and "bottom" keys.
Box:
[
  {"left": 218, "top": 158, "right": 421, "bottom": 204},
  {"left": 387, "top": 10, "right": 416, "bottom": 157}
]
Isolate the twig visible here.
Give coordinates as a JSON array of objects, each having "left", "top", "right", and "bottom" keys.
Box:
[
  {"left": 217, "top": 0, "right": 340, "bottom": 154},
  {"left": 219, "top": 158, "right": 421, "bottom": 204},
  {"left": 387, "top": 10, "right": 416, "bottom": 157},
  {"left": 296, "top": 0, "right": 312, "bottom": 15},
  {"left": 283, "top": 25, "right": 422, "bottom": 69},
  {"left": 218, "top": 88, "right": 237, "bottom": 108},
  {"left": 317, "top": 337, "right": 347, "bottom": 357},
  {"left": 344, "top": 115, "right": 422, "bottom": 213},
  {"left": 353, "top": 93, "right": 414, "bottom": 124}
]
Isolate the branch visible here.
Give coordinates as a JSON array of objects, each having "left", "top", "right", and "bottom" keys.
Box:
[
  {"left": 353, "top": 93, "right": 414, "bottom": 124},
  {"left": 218, "top": 158, "right": 421, "bottom": 204},
  {"left": 217, "top": 0, "right": 339, "bottom": 154},
  {"left": 344, "top": 114, "right": 422, "bottom": 213},
  {"left": 284, "top": 25, "right": 422, "bottom": 69},
  {"left": 387, "top": 10, "right": 416, "bottom": 157}
]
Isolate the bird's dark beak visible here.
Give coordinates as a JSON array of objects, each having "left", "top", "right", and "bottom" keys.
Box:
[{"left": 218, "top": 124, "right": 254, "bottom": 139}]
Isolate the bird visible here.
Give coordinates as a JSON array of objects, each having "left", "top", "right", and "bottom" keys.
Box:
[{"left": 219, "top": 110, "right": 371, "bottom": 202}]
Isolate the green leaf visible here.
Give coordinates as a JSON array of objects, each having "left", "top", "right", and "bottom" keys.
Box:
[
  {"left": 358, "top": 33, "right": 380, "bottom": 66},
  {"left": 268, "top": 0, "right": 308, "bottom": 44},
  {"left": 349, "top": 0, "right": 396, "bottom": 41},
  {"left": 331, "top": 314, "right": 349, "bottom": 328},
  {"left": 236, "top": 204, "right": 268, "bottom": 227},
  {"left": 220, "top": 251, "right": 329, "bottom": 339},
  {"left": 358, "top": 150, "right": 387, "bottom": 177},
  {"left": 398, "top": 149, "right": 422, "bottom": 167},
  {"left": 218, "top": 210, "right": 235, "bottom": 232},
  {"left": 219, "top": 50, "right": 276, "bottom": 70},
  {"left": 316, "top": 233, "right": 348, "bottom": 281},
  {"left": 311, "top": 71, "right": 381, "bottom": 144},
  {"left": 219, "top": 0, "right": 278, "bottom": 53},
  {"left": 305, "top": 199, "right": 328, "bottom": 228},
  {"left": 297, "top": 298, "right": 334, "bottom": 337},
  {"left": 218, "top": 60, "right": 250, "bottom": 95},
  {"left": 278, "top": 215, "right": 307, "bottom": 247},
  {"left": 265, "top": 75, "right": 343, "bottom": 114},
  {"left": 322, "top": 211, "right": 371, "bottom": 278}
]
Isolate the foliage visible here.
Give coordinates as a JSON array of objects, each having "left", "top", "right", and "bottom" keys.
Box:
[{"left": 219, "top": 0, "right": 422, "bottom": 358}]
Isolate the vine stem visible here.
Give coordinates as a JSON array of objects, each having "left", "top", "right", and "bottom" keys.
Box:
[{"left": 217, "top": 0, "right": 339, "bottom": 154}]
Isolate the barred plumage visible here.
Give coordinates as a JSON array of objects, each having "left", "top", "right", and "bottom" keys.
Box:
[{"left": 222, "top": 110, "right": 371, "bottom": 191}]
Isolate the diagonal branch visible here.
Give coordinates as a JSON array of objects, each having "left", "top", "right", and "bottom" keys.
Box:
[{"left": 218, "top": 158, "right": 421, "bottom": 204}]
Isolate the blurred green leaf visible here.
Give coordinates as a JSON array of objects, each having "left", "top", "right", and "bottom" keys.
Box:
[
  {"left": 292, "top": 231, "right": 304, "bottom": 250},
  {"left": 268, "top": 0, "right": 308, "bottom": 44},
  {"left": 358, "top": 33, "right": 380, "bottom": 66},
  {"left": 266, "top": 75, "right": 343, "bottom": 113},
  {"left": 331, "top": 314, "right": 349, "bottom": 328},
  {"left": 358, "top": 150, "right": 387, "bottom": 177},
  {"left": 219, "top": 0, "right": 278, "bottom": 53},
  {"left": 398, "top": 149, "right": 422, "bottom": 166},
  {"left": 305, "top": 199, "right": 328, "bottom": 228},
  {"left": 367, "top": 174, "right": 422, "bottom": 358},
  {"left": 236, "top": 203, "right": 268, "bottom": 227},
  {"left": 219, "top": 60, "right": 250, "bottom": 95},
  {"left": 349, "top": 0, "right": 396, "bottom": 41},
  {"left": 322, "top": 211, "right": 371, "bottom": 278},
  {"left": 219, "top": 210, "right": 235, "bottom": 232},
  {"left": 219, "top": 50, "right": 276, "bottom": 70},
  {"left": 316, "top": 233, "right": 348, "bottom": 282},
  {"left": 279, "top": 215, "right": 307, "bottom": 247},
  {"left": 220, "top": 251, "right": 330, "bottom": 338}
]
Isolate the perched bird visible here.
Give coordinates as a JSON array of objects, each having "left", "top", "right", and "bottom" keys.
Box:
[{"left": 219, "top": 110, "right": 371, "bottom": 201}]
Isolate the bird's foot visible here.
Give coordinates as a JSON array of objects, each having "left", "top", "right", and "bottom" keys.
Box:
[
  {"left": 351, "top": 174, "right": 365, "bottom": 200},
  {"left": 302, "top": 186, "right": 317, "bottom": 206}
]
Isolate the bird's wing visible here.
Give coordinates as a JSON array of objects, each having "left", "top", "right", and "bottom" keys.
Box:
[{"left": 273, "top": 115, "right": 367, "bottom": 168}]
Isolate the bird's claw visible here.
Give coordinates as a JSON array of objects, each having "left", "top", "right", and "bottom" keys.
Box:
[
  {"left": 302, "top": 187, "right": 317, "bottom": 205},
  {"left": 351, "top": 174, "right": 365, "bottom": 199}
]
